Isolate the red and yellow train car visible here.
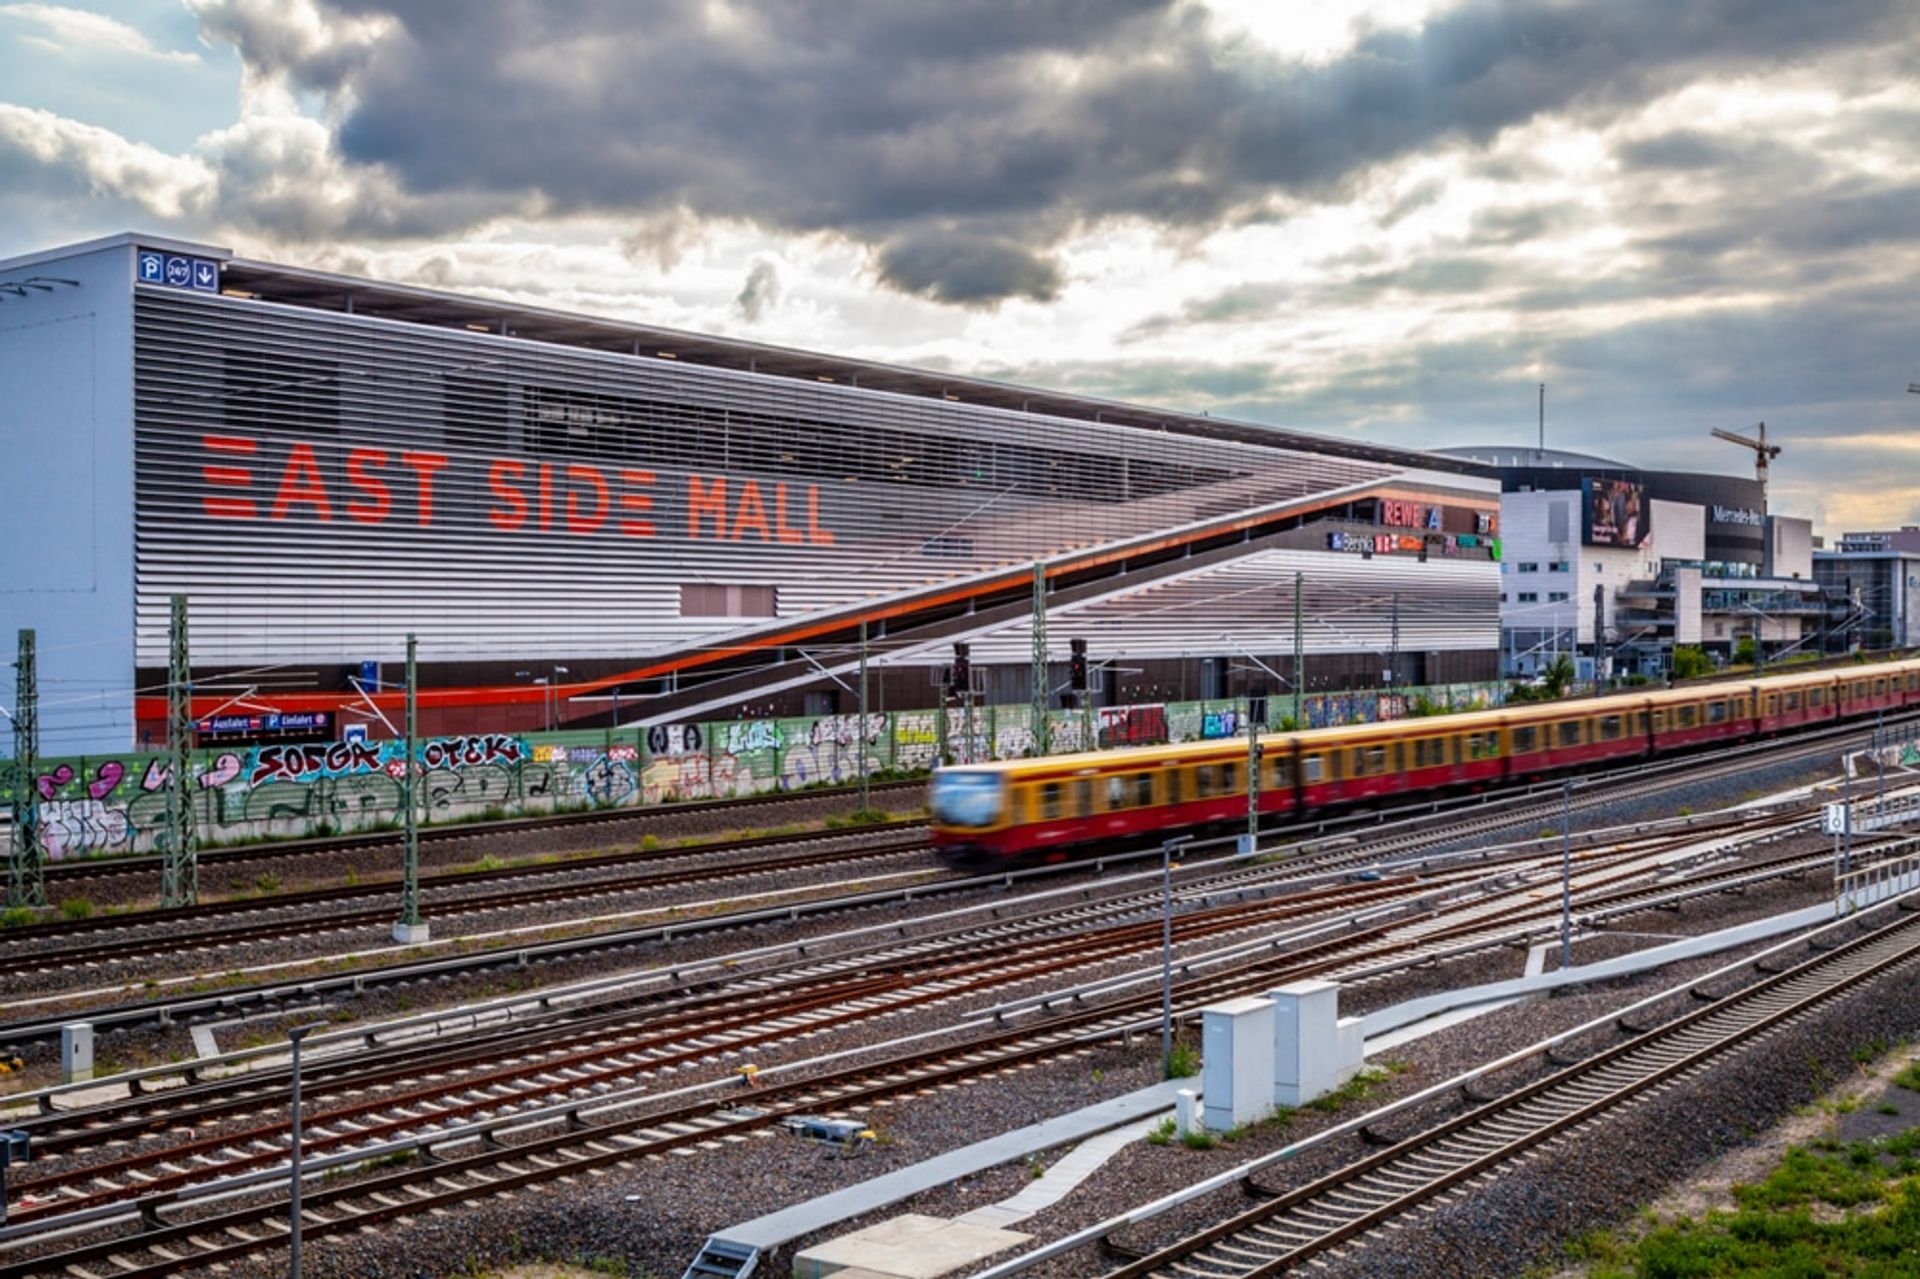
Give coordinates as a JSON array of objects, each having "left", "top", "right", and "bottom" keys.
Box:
[{"left": 930, "top": 659, "right": 1920, "bottom": 863}]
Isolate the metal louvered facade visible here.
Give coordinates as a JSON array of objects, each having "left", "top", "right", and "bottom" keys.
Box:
[
  {"left": 2, "top": 232, "right": 1504, "bottom": 752},
  {"left": 962, "top": 548, "right": 1501, "bottom": 669},
  {"left": 131, "top": 288, "right": 1411, "bottom": 670}
]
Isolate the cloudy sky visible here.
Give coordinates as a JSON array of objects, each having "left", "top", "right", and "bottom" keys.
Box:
[{"left": 3, "top": 0, "right": 1916, "bottom": 533}]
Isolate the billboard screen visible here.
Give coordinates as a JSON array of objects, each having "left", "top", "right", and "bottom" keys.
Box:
[{"left": 1584, "top": 478, "right": 1649, "bottom": 547}]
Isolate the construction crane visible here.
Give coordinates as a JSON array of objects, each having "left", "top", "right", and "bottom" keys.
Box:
[{"left": 1711, "top": 421, "right": 1782, "bottom": 497}]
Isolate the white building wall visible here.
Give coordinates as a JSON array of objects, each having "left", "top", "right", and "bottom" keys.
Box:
[
  {"left": 1768, "top": 516, "right": 1813, "bottom": 580},
  {"left": 0, "top": 237, "right": 144, "bottom": 754},
  {"left": 1674, "top": 566, "right": 1703, "bottom": 644}
]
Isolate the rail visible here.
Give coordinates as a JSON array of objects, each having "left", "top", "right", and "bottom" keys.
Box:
[{"left": 967, "top": 887, "right": 1920, "bottom": 1277}]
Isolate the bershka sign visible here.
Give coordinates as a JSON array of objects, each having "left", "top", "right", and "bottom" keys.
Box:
[
  {"left": 1711, "top": 505, "right": 1764, "bottom": 527},
  {"left": 197, "top": 434, "right": 836, "bottom": 544}
]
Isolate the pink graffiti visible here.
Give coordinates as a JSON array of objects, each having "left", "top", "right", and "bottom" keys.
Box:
[
  {"left": 87, "top": 760, "right": 125, "bottom": 800},
  {"left": 36, "top": 764, "right": 74, "bottom": 800},
  {"left": 141, "top": 759, "right": 170, "bottom": 791},
  {"left": 250, "top": 740, "right": 384, "bottom": 784},
  {"left": 420, "top": 734, "right": 522, "bottom": 771},
  {"left": 201, "top": 752, "right": 242, "bottom": 788}
]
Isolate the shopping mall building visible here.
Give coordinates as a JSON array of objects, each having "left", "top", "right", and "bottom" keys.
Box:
[{"left": 1, "top": 233, "right": 1505, "bottom": 752}]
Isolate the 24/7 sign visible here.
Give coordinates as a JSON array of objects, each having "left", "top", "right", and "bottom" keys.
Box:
[{"left": 138, "top": 249, "right": 219, "bottom": 294}]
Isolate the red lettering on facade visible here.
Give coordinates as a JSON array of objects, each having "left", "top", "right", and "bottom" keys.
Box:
[
  {"left": 488, "top": 459, "right": 528, "bottom": 530},
  {"left": 732, "top": 479, "right": 771, "bottom": 542},
  {"left": 345, "top": 448, "right": 391, "bottom": 525},
  {"left": 201, "top": 434, "right": 258, "bottom": 520},
  {"left": 565, "top": 464, "right": 608, "bottom": 533},
  {"left": 688, "top": 475, "right": 729, "bottom": 539},
  {"left": 270, "top": 443, "right": 334, "bottom": 521},
  {"left": 618, "top": 469, "right": 656, "bottom": 537},
  {"left": 772, "top": 482, "right": 805, "bottom": 545},
  {"left": 537, "top": 463, "right": 555, "bottom": 530},
  {"left": 807, "top": 484, "right": 835, "bottom": 546},
  {"left": 399, "top": 452, "right": 447, "bottom": 526}
]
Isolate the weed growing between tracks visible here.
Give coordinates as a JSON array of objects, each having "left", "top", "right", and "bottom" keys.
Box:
[
  {"left": 1146, "top": 1063, "right": 1409, "bottom": 1150},
  {"left": 1558, "top": 1042, "right": 1920, "bottom": 1279},
  {"left": 1568, "top": 1131, "right": 1920, "bottom": 1276}
]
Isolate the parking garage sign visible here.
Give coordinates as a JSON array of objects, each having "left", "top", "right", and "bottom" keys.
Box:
[{"left": 138, "top": 248, "right": 219, "bottom": 293}]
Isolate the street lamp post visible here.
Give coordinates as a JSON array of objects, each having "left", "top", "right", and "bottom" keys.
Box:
[{"left": 286, "top": 1021, "right": 329, "bottom": 1279}]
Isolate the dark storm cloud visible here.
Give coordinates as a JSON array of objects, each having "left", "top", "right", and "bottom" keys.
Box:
[
  {"left": 874, "top": 230, "right": 1062, "bottom": 305},
  {"left": 209, "top": 0, "right": 1910, "bottom": 304},
  {"left": 733, "top": 256, "right": 783, "bottom": 322}
]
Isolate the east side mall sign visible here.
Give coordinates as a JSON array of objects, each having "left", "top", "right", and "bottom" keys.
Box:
[{"left": 197, "top": 434, "right": 836, "bottom": 544}]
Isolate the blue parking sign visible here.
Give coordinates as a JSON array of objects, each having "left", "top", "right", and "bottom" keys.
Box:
[{"left": 138, "top": 251, "right": 165, "bottom": 283}]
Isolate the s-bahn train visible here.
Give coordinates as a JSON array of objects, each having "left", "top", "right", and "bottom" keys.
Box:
[{"left": 929, "top": 661, "right": 1920, "bottom": 863}]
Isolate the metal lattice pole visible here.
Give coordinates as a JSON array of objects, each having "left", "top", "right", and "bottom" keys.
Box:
[
  {"left": 161, "top": 595, "right": 197, "bottom": 908},
  {"left": 1245, "top": 702, "right": 1262, "bottom": 848},
  {"left": 1030, "top": 562, "right": 1050, "bottom": 759},
  {"left": 857, "top": 619, "right": 870, "bottom": 811},
  {"left": 8, "top": 628, "right": 45, "bottom": 908},
  {"left": 1292, "top": 571, "right": 1304, "bottom": 729},
  {"left": 395, "top": 633, "right": 425, "bottom": 940}
]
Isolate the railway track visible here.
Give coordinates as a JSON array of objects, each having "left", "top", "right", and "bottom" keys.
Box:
[
  {"left": 0, "top": 827, "right": 934, "bottom": 978},
  {"left": 1097, "top": 899, "right": 1920, "bottom": 1278},
  {"left": 33, "top": 779, "right": 927, "bottom": 885},
  {"left": 0, "top": 803, "right": 1845, "bottom": 1270},
  {"left": 0, "top": 720, "right": 1862, "bottom": 1044}
]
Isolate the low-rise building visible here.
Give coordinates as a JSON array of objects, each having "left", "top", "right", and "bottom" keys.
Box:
[{"left": 1441, "top": 447, "right": 1819, "bottom": 678}]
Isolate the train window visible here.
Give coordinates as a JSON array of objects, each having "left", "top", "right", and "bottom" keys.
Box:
[
  {"left": 1133, "top": 773, "right": 1154, "bottom": 807},
  {"left": 1302, "top": 755, "right": 1326, "bottom": 784},
  {"left": 1598, "top": 715, "right": 1622, "bottom": 741},
  {"left": 1809, "top": 688, "right": 1824, "bottom": 707},
  {"left": 1785, "top": 692, "right": 1800, "bottom": 711},
  {"left": 1195, "top": 764, "right": 1214, "bottom": 798},
  {"left": 1221, "top": 763, "right": 1240, "bottom": 793},
  {"left": 1073, "top": 780, "right": 1092, "bottom": 817},
  {"left": 1165, "top": 769, "right": 1183, "bottom": 805},
  {"left": 1707, "top": 701, "right": 1727, "bottom": 724},
  {"left": 1106, "top": 776, "right": 1127, "bottom": 810},
  {"left": 1266, "top": 756, "right": 1292, "bottom": 789},
  {"left": 1511, "top": 725, "right": 1538, "bottom": 754},
  {"left": 1557, "top": 720, "right": 1582, "bottom": 748},
  {"left": 1875, "top": 678, "right": 1889, "bottom": 696},
  {"left": 1040, "top": 782, "right": 1064, "bottom": 820},
  {"left": 1350, "top": 746, "right": 1387, "bottom": 777}
]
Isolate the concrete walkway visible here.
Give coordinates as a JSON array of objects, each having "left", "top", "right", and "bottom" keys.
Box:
[
  {"left": 708, "top": 1078, "right": 1189, "bottom": 1255},
  {"left": 954, "top": 1113, "right": 1168, "bottom": 1230}
]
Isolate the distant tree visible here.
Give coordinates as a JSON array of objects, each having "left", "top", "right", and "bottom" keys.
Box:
[
  {"left": 1670, "top": 646, "right": 1712, "bottom": 680},
  {"left": 1733, "top": 636, "right": 1757, "bottom": 666},
  {"left": 1543, "top": 653, "right": 1576, "bottom": 698}
]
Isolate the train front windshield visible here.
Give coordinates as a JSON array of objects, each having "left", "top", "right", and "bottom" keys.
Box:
[{"left": 930, "top": 770, "right": 1004, "bottom": 827}]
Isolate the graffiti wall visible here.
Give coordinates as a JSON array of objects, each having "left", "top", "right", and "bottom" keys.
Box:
[{"left": 1, "top": 682, "right": 1504, "bottom": 858}]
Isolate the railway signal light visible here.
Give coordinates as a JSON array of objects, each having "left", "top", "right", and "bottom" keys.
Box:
[
  {"left": 1070, "top": 637, "right": 1088, "bottom": 690},
  {"left": 952, "top": 642, "right": 971, "bottom": 691}
]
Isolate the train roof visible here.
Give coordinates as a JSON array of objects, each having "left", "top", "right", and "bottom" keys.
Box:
[{"left": 933, "top": 661, "right": 1920, "bottom": 780}]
